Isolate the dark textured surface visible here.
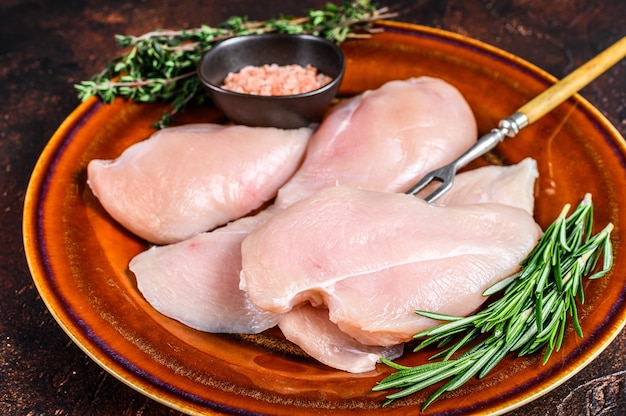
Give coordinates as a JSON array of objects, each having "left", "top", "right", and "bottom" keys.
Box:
[{"left": 1, "top": 1, "right": 624, "bottom": 415}]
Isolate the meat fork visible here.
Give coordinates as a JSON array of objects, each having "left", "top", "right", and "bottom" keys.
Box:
[{"left": 408, "top": 36, "right": 626, "bottom": 203}]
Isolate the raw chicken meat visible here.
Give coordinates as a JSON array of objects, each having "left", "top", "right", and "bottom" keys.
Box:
[
  {"left": 130, "top": 77, "right": 479, "bottom": 337},
  {"left": 277, "top": 304, "right": 404, "bottom": 373},
  {"left": 434, "top": 157, "right": 539, "bottom": 214},
  {"left": 88, "top": 123, "right": 311, "bottom": 245},
  {"left": 274, "top": 76, "right": 478, "bottom": 206},
  {"left": 131, "top": 157, "right": 540, "bottom": 372},
  {"left": 240, "top": 185, "right": 542, "bottom": 347},
  {"left": 129, "top": 210, "right": 278, "bottom": 334},
  {"left": 273, "top": 158, "right": 539, "bottom": 371}
]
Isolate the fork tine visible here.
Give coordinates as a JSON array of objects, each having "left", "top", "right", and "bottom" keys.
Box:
[
  {"left": 406, "top": 163, "right": 457, "bottom": 202},
  {"left": 424, "top": 164, "right": 459, "bottom": 202},
  {"left": 423, "top": 179, "right": 453, "bottom": 203},
  {"left": 405, "top": 171, "right": 439, "bottom": 196}
]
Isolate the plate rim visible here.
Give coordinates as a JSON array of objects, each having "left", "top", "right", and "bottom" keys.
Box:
[{"left": 23, "top": 21, "right": 626, "bottom": 416}]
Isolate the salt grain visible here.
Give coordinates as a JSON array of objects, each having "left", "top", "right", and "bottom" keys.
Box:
[{"left": 221, "top": 64, "right": 332, "bottom": 96}]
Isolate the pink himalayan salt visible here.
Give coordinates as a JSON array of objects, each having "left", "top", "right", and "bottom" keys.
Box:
[{"left": 221, "top": 63, "right": 332, "bottom": 96}]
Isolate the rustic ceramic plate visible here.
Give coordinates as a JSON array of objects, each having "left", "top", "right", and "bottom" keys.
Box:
[{"left": 23, "top": 21, "right": 626, "bottom": 415}]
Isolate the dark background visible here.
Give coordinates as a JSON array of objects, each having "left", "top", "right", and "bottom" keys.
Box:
[{"left": 1, "top": 1, "right": 624, "bottom": 414}]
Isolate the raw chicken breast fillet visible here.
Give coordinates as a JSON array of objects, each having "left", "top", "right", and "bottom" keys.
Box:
[
  {"left": 434, "top": 157, "right": 539, "bottom": 215},
  {"left": 240, "top": 185, "right": 542, "bottom": 347},
  {"left": 274, "top": 158, "right": 539, "bottom": 371},
  {"left": 129, "top": 210, "right": 278, "bottom": 334},
  {"left": 88, "top": 123, "right": 311, "bottom": 245},
  {"left": 277, "top": 304, "right": 404, "bottom": 373},
  {"left": 130, "top": 77, "right": 479, "bottom": 337},
  {"left": 274, "top": 76, "right": 478, "bottom": 207}
]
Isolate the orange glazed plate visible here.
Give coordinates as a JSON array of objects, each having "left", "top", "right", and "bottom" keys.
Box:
[{"left": 23, "top": 22, "right": 626, "bottom": 415}]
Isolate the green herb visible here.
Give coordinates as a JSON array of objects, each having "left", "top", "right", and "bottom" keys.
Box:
[
  {"left": 373, "top": 194, "right": 614, "bottom": 410},
  {"left": 74, "top": 1, "right": 396, "bottom": 128}
]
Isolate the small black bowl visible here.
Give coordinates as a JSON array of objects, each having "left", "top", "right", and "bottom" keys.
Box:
[{"left": 198, "top": 33, "right": 345, "bottom": 129}]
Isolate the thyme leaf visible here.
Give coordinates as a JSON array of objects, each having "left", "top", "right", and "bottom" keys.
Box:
[
  {"left": 373, "top": 194, "right": 614, "bottom": 410},
  {"left": 74, "top": 1, "right": 397, "bottom": 128}
]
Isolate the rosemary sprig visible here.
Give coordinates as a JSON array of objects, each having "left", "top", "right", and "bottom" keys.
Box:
[
  {"left": 373, "top": 194, "right": 614, "bottom": 410},
  {"left": 74, "top": 1, "right": 397, "bottom": 128}
]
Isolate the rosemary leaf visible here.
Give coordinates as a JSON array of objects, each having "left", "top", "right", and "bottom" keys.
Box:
[
  {"left": 435, "top": 329, "right": 480, "bottom": 361},
  {"left": 482, "top": 272, "right": 518, "bottom": 296}
]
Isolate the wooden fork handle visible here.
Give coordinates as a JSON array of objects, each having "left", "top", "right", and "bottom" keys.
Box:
[{"left": 517, "top": 36, "right": 626, "bottom": 125}]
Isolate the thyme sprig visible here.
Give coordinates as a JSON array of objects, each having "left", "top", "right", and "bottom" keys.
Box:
[
  {"left": 373, "top": 194, "right": 614, "bottom": 410},
  {"left": 74, "top": 1, "right": 397, "bottom": 128}
]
